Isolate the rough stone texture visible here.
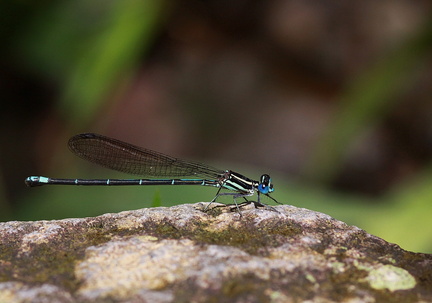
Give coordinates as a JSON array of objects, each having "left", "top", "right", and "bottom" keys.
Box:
[{"left": 0, "top": 203, "right": 431, "bottom": 303}]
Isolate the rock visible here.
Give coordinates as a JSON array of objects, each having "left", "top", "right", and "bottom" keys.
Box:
[{"left": 0, "top": 203, "right": 430, "bottom": 302}]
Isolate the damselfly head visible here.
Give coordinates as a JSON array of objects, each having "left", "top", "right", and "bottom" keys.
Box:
[{"left": 258, "top": 174, "right": 274, "bottom": 194}]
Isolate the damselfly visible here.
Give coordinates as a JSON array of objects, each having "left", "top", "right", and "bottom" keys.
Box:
[{"left": 25, "top": 133, "right": 280, "bottom": 212}]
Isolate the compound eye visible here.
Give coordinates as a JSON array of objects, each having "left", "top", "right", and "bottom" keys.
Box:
[
  {"left": 258, "top": 174, "right": 274, "bottom": 194},
  {"left": 269, "top": 183, "right": 274, "bottom": 192},
  {"left": 258, "top": 183, "right": 269, "bottom": 194},
  {"left": 261, "top": 174, "right": 271, "bottom": 185}
]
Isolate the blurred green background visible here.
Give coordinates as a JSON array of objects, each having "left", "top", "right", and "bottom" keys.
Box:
[{"left": 2, "top": 1, "right": 432, "bottom": 253}]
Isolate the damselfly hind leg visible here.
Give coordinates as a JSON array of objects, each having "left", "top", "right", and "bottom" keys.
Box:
[
  {"left": 204, "top": 189, "right": 254, "bottom": 215},
  {"left": 203, "top": 186, "right": 224, "bottom": 211},
  {"left": 206, "top": 197, "right": 250, "bottom": 211}
]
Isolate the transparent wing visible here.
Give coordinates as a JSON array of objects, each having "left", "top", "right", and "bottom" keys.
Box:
[{"left": 68, "top": 133, "right": 222, "bottom": 178}]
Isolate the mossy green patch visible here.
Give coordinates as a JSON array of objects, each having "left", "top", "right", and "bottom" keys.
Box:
[
  {"left": 187, "top": 217, "right": 301, "bottom": 255},
  {"left": 0, "top": 223, "right": 115, "bottom": 291},
  {"left": 366, "top": 265, "right": 416, "bottom": 291}
]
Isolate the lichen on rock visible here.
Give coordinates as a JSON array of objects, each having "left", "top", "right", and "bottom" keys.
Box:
[{"left": 0, "top": 203, "right": 430, "bottom": 302}]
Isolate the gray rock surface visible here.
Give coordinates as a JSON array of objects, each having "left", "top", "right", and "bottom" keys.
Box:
[{"left": 0, "top": 203, "right": 430, "bottom": 302}]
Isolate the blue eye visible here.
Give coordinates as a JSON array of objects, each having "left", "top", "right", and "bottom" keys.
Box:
[
  {"left": 258, "top": 183, "right": 270, "bottom": 194},
  {"left": 269, "top": 184, "right": 274, "bottom": 193},
  {"left": 258, "top": 174, "right": 274, "bottom": 194}
]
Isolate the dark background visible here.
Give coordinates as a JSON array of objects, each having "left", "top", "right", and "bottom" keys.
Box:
[{"left": 2, "top": 0, "right": 432, "bottom": 253}]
